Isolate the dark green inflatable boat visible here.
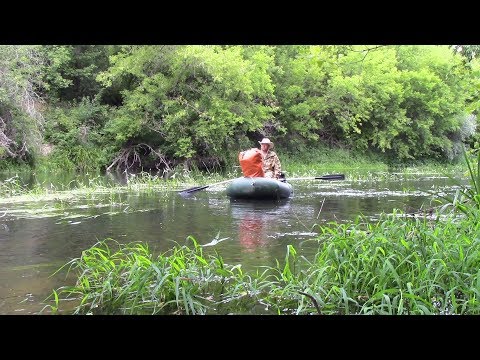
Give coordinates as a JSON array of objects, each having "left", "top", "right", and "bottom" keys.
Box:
[{"left": 226, "top": 177, "right": 293, "bottom": 200}]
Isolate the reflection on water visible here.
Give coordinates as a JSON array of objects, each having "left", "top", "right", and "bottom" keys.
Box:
[
  {"left": 239, "top": 215, "right": 267, "bottom": 251},
  {"left": 231, "top": 199, "right": 291, "bottom": 252},
  {"left": 0, "top": 173, "right": 468, "bottom": 314}
]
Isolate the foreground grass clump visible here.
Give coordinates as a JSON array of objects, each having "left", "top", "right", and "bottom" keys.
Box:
[
  {"left": 282, "top": 212, "right": 480, "bottom": 314},
  {"left": 45, "top": 237, "right": 278, "bottom": 315}
]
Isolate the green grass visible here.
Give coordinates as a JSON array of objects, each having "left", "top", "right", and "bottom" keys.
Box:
[{"left": 432, "top": 147, "right": 480, "bottom": 219}]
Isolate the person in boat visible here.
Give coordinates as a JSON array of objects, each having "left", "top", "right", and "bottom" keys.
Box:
[{"left": 259, "top": 138, "right": 283, "bottom": 179}]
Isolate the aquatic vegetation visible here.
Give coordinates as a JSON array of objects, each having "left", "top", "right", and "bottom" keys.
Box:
[{"left": 44, "top": 237, "right": 243, "bottom": 315}]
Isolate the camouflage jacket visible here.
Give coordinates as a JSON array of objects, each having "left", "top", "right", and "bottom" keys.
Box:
[{"left": 262, "top": 150, "right": 282, "bottom": 178}]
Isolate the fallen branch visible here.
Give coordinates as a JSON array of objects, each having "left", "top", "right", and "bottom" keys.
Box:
[{"left": 106, "top": 143, "right": 172, "bottom": 174}]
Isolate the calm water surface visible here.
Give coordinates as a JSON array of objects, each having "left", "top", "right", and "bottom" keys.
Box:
[{"left": 0, "top": 174, "right": 464, "bottom": 314}]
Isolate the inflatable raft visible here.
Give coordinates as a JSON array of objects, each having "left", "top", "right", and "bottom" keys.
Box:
[{"left": 226, "top": 177, "right": 293, "bottom": 200}]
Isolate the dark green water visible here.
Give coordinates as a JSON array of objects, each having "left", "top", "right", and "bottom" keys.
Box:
[{"left": 0, "top": 174, "right": 464, "bottom": 314}]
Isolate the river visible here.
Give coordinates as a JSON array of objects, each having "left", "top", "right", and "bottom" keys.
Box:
[{"left": 0, "top": 173, "right": 463, "bottom": 314}]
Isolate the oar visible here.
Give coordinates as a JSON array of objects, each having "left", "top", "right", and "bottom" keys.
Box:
[
  {"left": 178, "top": 178, "right": 238, "bottom": 194},
  {"left": 287, "top": 174, "right": 345, "bottom": 181}
]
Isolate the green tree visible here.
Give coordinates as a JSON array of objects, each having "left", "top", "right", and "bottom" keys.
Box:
[
  {"left": 97, "top": 45, "right": 277, "bottom": 171},
  {"left": 0, "top": 45, "right": 46, "bottom": 165}
]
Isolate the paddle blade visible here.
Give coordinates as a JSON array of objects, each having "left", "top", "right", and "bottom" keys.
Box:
[
  {"left": 178, "top": 178, "right": 238, "bottom": 195},
  {"left": 178, "top": 185, "right": 210, "bottom": 194},
  {"left": 315, "top": 174, "right": 345, "bottom": 180}
]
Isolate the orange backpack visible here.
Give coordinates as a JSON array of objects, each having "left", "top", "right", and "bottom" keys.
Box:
[{"left": 239, "top": 148, "right": 264, "bottom": 177}]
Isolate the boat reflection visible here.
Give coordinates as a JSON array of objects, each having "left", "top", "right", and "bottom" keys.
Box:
[{"left": 229, "top": 199, "right": 291, "bottom": 252}]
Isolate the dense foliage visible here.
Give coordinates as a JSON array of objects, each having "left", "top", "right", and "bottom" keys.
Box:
[{"left": 1, "top": 45, "right": 479, "bottom": 173}]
